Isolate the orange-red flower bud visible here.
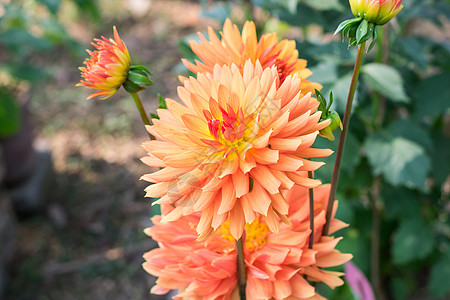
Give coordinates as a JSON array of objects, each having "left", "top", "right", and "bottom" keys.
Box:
[
  {"left": 77, "top": 26, "right": 131, "bottom": 100},
  {"left": 349, "top": 0, "right": 404, "bottom": 25}
]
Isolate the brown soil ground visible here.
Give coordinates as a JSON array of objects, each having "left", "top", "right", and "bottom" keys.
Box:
[{"left": 4, "top": 1, "right": 219, "bottom": 299}]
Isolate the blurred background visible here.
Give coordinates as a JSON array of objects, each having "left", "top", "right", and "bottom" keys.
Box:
[{"left": 0, "top": 0, "right": 449, "bottom": 299}]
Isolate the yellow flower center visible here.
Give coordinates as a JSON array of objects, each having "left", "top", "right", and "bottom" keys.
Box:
[{"left": 216, "top": 218, "right": 270, "bottom": 252}]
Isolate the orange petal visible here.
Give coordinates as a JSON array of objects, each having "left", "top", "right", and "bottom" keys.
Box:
[{"left": 250, "top": 165, "right": 281, "bottom": 195}]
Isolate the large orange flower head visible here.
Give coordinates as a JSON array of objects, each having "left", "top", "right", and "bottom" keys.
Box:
[
  {"left": 141, "top": 61, "right": 332, "bottom": 240},
  {"left": 77, "top": 26, "right": 131, "bottom": 100},
  {"left": 182, "top": 19, "right": 321, "bottom": 97},
  {"left": 143, "top": 184, "right": 352, "bottom": 300}
]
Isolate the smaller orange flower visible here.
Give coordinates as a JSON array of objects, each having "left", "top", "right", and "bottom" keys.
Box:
[
  {"left": 182, "top": 19, "right": 321, "bottom": 97},
  {"left": 77, "top": 26, "right": 131, "bottom": 100},
  {"left": 143, "top": 184, "right": 352, "bottom": 300}
]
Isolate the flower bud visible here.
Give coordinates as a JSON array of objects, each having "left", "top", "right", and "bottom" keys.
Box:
[
  {"left": 349, "top": 0, "right": 404, "bottom": 25},
  {"left": 319, "top": 110, "right": 343, "bottom": 141},
  {"left": 77, "top": 27, "right": 131, "bottom": 100}
]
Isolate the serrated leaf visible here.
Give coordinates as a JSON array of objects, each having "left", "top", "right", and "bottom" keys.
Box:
[
  {"left": 428, "top": 250, "right": 450, "bottom": 298},
  {"left": 365, "top": 133, "right": 430, "bottom": 190},
  {"left": 392, "top": 219, "right": 434, "bottom": 265},
  {"left": 362, "top": 63, "right": 409, "bottom": 102}
]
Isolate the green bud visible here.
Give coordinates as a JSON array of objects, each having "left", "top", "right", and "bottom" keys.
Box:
[{"left": 319, "top": 110, "right": 342, "bottom": 141}]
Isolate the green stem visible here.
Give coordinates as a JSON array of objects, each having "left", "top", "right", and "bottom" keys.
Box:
[
  {"left": 130, "top": 92, "right": 155, "bottom": 140},
  {"left": 236, "top": 237, "right": 247, "bottom": 300},
  {"left": 308, "top": 171, "right": 315, "bottom": 249},
  {"left": 323, "top": 41, "right": 366, "bottom": 236},
  {"left": 370, "top": 177, "right": 386, "bottom": 300}
]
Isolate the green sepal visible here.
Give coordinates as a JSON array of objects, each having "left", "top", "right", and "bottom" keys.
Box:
[
  {"left": 130, "top": 65, "right": 152, "bottom": 75},
  {"left": 367, "top": 26, "right": 378, "bottom": 52},
  {"left": 149, "top": 94, "right": 167, "bottom": 120},
  {"left": 334, "top": 17, "right": 362, "bottom": 35},
  {"left": 127, "top": 71, "right": 153, "bottom": 86},
  {"left": 123, "top": 80, "right": 145, "bottom": 93},
  {"left": 315, "top": 89, "right": 328, "bottom": 116},
  {"left": 356, "top": 19, "right": 369, "bottom": 44},
  {"left": 157, "top": 93, "right": 167, "bottom": 109}
]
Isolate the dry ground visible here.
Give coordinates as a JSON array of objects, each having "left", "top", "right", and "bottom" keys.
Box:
[{"left": 4, "top": 1, "right": 219, "bottom": 299}]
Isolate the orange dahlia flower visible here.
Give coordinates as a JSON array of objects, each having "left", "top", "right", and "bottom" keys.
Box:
[
  {"left": 182, "top": 19, "right": 321, "bottom": 97},
  {"left": 141, "top": 61, "right": 331, "bottom": 240},
  {"left": 77, "top": 26, "right": 131, "bottom": 100},
  {"left": 143, "top": 184, "right": 352, "bottom": 300}
]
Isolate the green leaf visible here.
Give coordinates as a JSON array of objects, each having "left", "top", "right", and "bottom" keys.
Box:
[
  {"left": 365, "top": 133, "right": 430, "bottom": 190},
  {"left": 328, "top": 72, "right": 359, "bottom": 113},
  {"left": 362, "top": 63, "right": 409, "bottom": 103},
  {"left": 392, "top": 219, "right": 434, "bottom": 265},
  {"left": 382, "top": 186, "right": 421, "bottom": 220},
  {"left": 391, "top": 277, "right": 415, "bottom": 300},
  {"left": 387, "top": 119, "right": 433, "bottom": 151},
  {"left": 413, "top": 72, "right": 450, "bottom": 119},
  {"left": 428, "top": 250, "right": 450, "bottom": 298},
  {"left": 0, "top": 91, "right": 20, "bottom": 137},
  {"left": 309, "top": 61, "right": 338, "bottom": 84},
  {"left": 431, "top": 132, "right": 450, "bottom": 187}
]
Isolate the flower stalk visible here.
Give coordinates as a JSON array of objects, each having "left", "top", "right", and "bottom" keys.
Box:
[
  {"left": 308, "top": 170, "right": 315, "bottom": 249},
  {"left": 130, "top": 92, "right": 155, "bottom": 140},
  {"left": 323, "top": 41, "right": 366, "bottom": 236},
  {"left": 236, "top": 237, "right": 247, "bottom": 300}
]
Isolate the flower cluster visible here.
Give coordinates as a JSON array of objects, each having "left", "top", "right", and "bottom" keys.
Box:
[
  {"left": 141, "top": 60, "right": 331, "bottom": 240},
  {"left": 144, "top": 185, "right": 351, "bottom": 300},
  {"left": 138, "top": 19, "right": 352, "bottom": 299}
]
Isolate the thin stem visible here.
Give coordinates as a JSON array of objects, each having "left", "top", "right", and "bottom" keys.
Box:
[
  {"left": 323, "top": 41, "right": 366, "bottom": 236},
  {"left": 130, "top": 92, "right": 155, "bottom": 140},
  {"left": 308, "top": 171, "right": 315, "bottom": 249},
  {"left": 236, "top": 237, "right": 247, "bottom": 300},
  {"left": 370, "top": 177, "right": 386, "bottom": 300}
]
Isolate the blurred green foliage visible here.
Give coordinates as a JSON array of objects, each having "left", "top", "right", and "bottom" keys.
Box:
[
  {"left": 0, "top": 0, "right": 99, "bottom": 137},
  {"left": 197, "top": 0, "right": 450, "bottom": 299}
]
